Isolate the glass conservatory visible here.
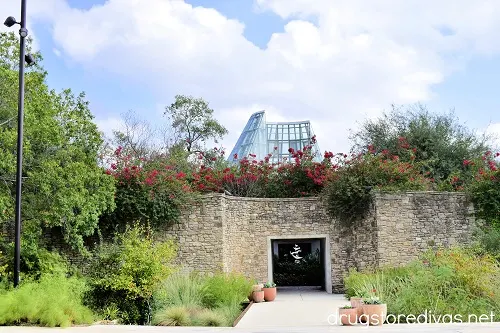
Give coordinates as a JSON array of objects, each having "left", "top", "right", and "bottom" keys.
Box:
[{"left": 228, "top": 111, "right": 321, "bottom": 163}]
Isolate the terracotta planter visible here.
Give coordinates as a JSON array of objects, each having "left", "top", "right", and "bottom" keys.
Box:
[
  {"left": 248, "top": 284, "right": 263, "bottom": 301},
  {"left": 263, "top": 287, "right": 277, "bottom": 301},
  {"left": 350, "top": 297, "right": 364, "bottom": 320},
  {"left": 362, "top": 304, "right": 387, "bottom": 326},
  {"left": 339, "top": 308, "right": 358, "bottom": 326},
  {"left": 252, "top": 290, "right": 265, "bottom": 303}
]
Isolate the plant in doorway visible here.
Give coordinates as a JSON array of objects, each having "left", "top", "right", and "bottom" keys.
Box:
[
  {"left": 262, "top": 281, "right": 277, "bottom": 302},
  {"left": 338, "top": 305, "right": 358, "bottom": 326}
]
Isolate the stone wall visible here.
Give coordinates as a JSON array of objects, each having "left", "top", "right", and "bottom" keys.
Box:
[
  {"left": 375, "top": 192, "right": 473, "bottom": 266},
  {"left": 1, "top": 191, "right": 474, "bottom": 292},
  {"left": 163, "top": 191, "right": 473, "bottom": 293}
]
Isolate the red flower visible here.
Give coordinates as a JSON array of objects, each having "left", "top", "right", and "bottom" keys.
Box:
[{"left": 288, "top": 147, "right": 295, "bottom": 154}]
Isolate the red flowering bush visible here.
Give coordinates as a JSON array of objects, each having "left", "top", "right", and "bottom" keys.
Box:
[
  {"left": 462, "top": 151, "right": 500, "bottom": 228},
  {"left": 190, "top": 137, "right": 332, "bottom": 198},
  {"left": 102, "top": 146, "right": 195, "bottom": 232},
  {"left": 322, "top": 143, "right": 431, "bottom": 225}
]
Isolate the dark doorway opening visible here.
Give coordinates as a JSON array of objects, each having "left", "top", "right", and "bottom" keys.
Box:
[{"left": 271, "top": 238, "right": 325, "bottom": 289}]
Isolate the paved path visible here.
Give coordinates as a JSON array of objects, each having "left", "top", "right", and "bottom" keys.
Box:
[{"left": 236, "top": 288, "right": 347, "bottom": 328}]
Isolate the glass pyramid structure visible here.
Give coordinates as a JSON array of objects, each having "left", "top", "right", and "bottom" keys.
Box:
[{"left": 228, "top": 111, "right": 321, "bottom": 163}]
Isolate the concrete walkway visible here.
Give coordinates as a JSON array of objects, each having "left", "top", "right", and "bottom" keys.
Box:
[{"left": 236, "top": 287, "right": 348, "bottom": 328}]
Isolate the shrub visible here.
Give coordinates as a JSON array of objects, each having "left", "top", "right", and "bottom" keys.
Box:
[
  {"left": 152, "top": 306, "right": 191, "bottom": 326},
  {"left": 86, "top": 224, "right": 176, "bottom": 324},
  {"left": 102, "top": 146, "right": 196, "bottom": 233},
  {"left": 474, "top": 226, "right": 500, "bottom": 262},
  {"left": 463, "top": 151, "right": 500, "bottom": 229},
  {"left": 214, "top": 300, "right": 244, "bottom": 326},
  {"left": 0, "top": 274, "right": 94, "bottom": 327},
  {"left": 153, "top": 272, "right": 205, "bottom": 310},
  {"left": 151, "top": 272, "right": 252, "bottom": 327},
  {"left": 344, "top": 248, "right": 500, "bottom": 321},
  {"left": 193, "top": 309, "right": 227, "bottom": 327},
  {"left": 322, "top": 143, "right": 430, "bottom": 224},
  {"left": 201, "top": 272, "right": 253, "bottom": 309},
  {"left": 0, "top": 244, "right": 73, "bottom": 282}
]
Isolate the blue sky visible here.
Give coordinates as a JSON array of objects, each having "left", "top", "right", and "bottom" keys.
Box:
[{"left": 2, "top": 0, "right": 500, "bottom": 153}]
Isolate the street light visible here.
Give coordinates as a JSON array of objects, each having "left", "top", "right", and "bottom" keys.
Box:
[{"left": 4, "top": 0, "right": 34, "bottom": 288}]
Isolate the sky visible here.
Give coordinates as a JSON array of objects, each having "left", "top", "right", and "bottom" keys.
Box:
[{"left": 1, "top": 0, "right": 500, "bottom": 155}]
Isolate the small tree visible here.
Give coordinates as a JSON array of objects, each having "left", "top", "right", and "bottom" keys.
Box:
[
  {"left": 349, "top": 104, "right": 491, "bottom": 182},
  {"left": 165, "top": 95, "right": 227, "bottom": 153}
]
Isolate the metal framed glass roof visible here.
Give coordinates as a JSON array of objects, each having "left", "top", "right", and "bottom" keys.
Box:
[{"left": 228, "top": 111, "right": 321, "bottom": 163}]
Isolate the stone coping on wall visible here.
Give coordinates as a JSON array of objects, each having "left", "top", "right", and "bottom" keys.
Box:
[{"left": 197, "top": 190, "right": 467, "bottom": 201}]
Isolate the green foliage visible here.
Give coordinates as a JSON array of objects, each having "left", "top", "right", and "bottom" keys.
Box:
[
  {"left": 165, "top": 95, "right": 228, "bottom": 153},
  {"left": 152, "top": 306, "right": 191, "bottom": 326},
  {"left": 102, "top": 147, "right": 197, "bottom": 233},
  {"left": 193, "top": 309, "right": 227, "bottom": 327},
  {"left": 152, "top": 272, "right": 252, "bottom": 327},
  {"left": 0, "top": 245, "right": 74, "bottom": 284},
  {"left": 344, "top": 248, "right": 500, "bottom": 321},
  {"left": 263, "top": 281, "right": 276, "bottom": 288},
  {"left": 201, "top": 272, "right": 253, "bottom": 309},
  {"left": 0, "top": 32, "right": 115, "bottom": 255},
  {"left": 322, "top": 148, "right": 429, "bottom": 224},
  {"left": 473, "top": 226, "right": 500, "bottom": 262},
  {"left": 86, "top": 224, "right": 176, "bottom": 324},
  {"left": 463, "top": 152, "right": 500, "bottom": 228},
  {"left": 0, "top": 274, "right": 94, "bottom": 327},
  {"left": 153, "top": 272, "right": 205, "bottom": 310},
  {"left": 349, "top": 104, "right": 490, "bottom": 183},
  {"left": 0, "top": 249, "right": 7, "bottom": 279}
]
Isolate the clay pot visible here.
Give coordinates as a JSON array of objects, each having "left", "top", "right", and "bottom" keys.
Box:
[
  {"left": 362, "top": 304, "right": 387, "bottom": 326},
  {"left": 339, "top": 307, "right": 358, "bottom": 326},
  {"left": 248, "top": 284, "right": 263, "bottom": 301},
  {"left": 263, "top": 287, "right": 277, "bottom": 301},
  {"left": 252, "top": 290, "right": 265, "bottom": 303},
  {"left": 350, "top": 297, "right": 364, "bottom": 322}
]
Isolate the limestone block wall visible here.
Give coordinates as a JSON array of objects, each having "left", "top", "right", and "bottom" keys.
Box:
[
  {"left": 375, "top": 192, "right": 474, "bottom": 266},
  {"left": 162, "top": 195, "right": 225, "bottom": 273},
  {"left": 166, "top": 191, "right": 473, "bottom": 292}
]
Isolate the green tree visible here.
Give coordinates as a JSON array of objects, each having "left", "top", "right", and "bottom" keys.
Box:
[
  {"left": 349, "top": 104, "right": 490, "bottom": 182},
  {"left": 165, "top": 95, "right": 228, "bottom": 153},
  {"left": 0, "top": 32, "right": 115, "bottom": 259}
]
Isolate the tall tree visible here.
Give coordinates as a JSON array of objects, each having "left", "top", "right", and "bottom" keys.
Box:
[
  {"left": 165, "top": 95, "right": 228, "bottom": 153},
  {"left": 349, "top": 104, "right": 491, "bottom": 182},
  {"left": 0, "top": 32, "right": 115, "bottom": 257}
]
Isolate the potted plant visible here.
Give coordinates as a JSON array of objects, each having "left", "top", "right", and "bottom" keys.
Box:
[
  {"left": 349, "top": 295, "right": 364, "bottom": 320},
  {"left": 248, "top": 281, "right": 264, "bottom": 301},
  {"left": 263, "top": 281, "right": 277, "bottom": 302},
  {"left": 338, "top": 305, "right": 358, "bottom": 326},
  {"left": 252, "top": 286, "right": 265, "bottom": 303},
  {"left": 362, "top": 296, "right": 387, "bottom": 326}
]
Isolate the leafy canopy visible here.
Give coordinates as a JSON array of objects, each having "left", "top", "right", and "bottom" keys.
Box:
[
  {"left": 349, "top": 104, "right": 491, "bottom": 182},
  {"left": 0, "top": 32, "right": 115, "bottom": 257},
  {"left": 165, "top": 95, "right": 227, "bottom": 153}
]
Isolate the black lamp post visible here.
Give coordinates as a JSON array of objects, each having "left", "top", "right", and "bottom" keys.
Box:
[{"left": 4, "top": 0, "right": 34, "bottom": 287}]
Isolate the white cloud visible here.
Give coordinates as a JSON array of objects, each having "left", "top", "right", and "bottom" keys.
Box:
[{"left": 14, "top": 0, "right": 500, "bottom": 154}]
